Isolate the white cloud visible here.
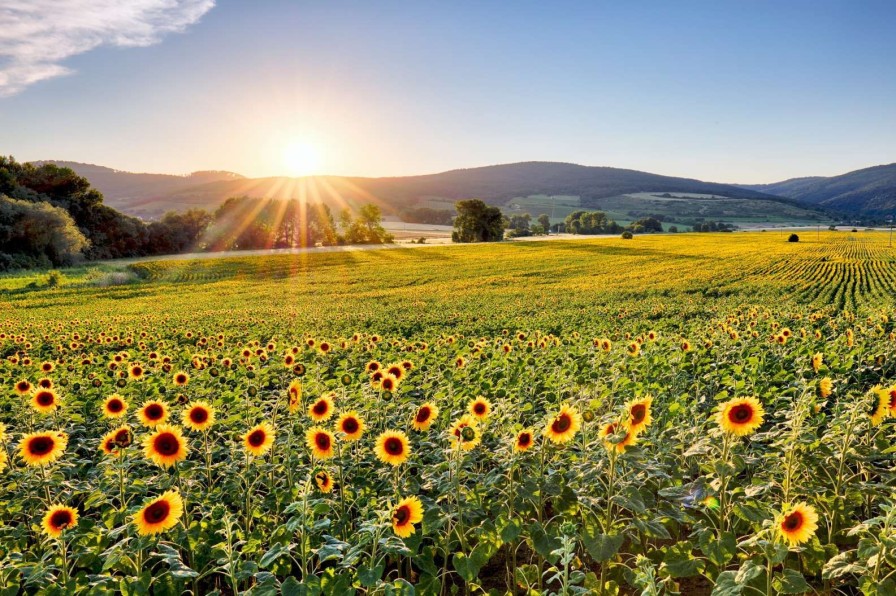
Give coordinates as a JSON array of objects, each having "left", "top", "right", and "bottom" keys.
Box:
[{"left": 0, "top": 0, "right": 215, "bottom": 97}]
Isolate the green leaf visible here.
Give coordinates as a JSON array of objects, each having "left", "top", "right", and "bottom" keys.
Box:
[
  {"left": 710, "top": 571, "right": 743, "bottom": 596},
  {"left": 662, "top": 542, "right": 704, "bottom": 578},
  {"left": 773, "top": 569, "right": 810, "bottom": 594}
]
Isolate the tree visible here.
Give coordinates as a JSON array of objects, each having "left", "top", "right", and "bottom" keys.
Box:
[
  {"left": 507, "top": 213, "right": 532, "bottom": 237},
  {"left": 452, "top": 199, "right": 506, "bottom": 243},
  {"left": 537, "top": 214, "right": 551, "bottom": 234},
  {"left": 0, "top": 195, "right": 88, "bottom": 269},
  {"left": 340, "top": 204, "right": 394, "bottom": 245},
  {"left": 631, "top": 217, "right": 663, "bottom": 233},
  {"left": 788, "top": 234, "right": 800, "bottom": 242}
]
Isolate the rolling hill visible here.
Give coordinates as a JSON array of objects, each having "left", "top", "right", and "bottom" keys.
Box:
[
  {"left": 42, "top": 160, "right": 826, "bottom": 228},
  {"left": 741, "top": 163, "right": 896, "bottom": 216}
]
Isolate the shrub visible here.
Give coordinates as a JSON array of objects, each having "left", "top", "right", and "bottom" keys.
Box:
[
  {"left": 788, "top": 234, "right": 800, "bottom": 242},
  {"left": 621, "top": 231, "right": 634, "bottom": 239}
]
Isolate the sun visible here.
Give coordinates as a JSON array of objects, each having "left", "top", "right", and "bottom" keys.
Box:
[{"left": 281, "top": 141, "right": 320, "bottom": 177}]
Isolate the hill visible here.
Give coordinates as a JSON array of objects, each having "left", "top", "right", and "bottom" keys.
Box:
[
  {"left": 43, "top": 161, "right": 826, "bottom": 228},
  {"left": 741, "top": 163, "right": 896, "bottom": 216},
  {"left": 37, "top": 161, "right": 244, "bottom": 218}
]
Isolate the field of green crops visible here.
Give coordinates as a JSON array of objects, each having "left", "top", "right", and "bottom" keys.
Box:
[{"left": 3, "top": 231, "right": 896, "bottom": 595}]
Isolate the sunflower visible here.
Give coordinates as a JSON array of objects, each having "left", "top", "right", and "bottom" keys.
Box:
[
  {"left": 287, "top": 379, "right": 302, "bottom": 413},
  {"left": 391, "top": 496, "right": 424, "bottom": 538},
  {"left": 777, "top": 502, "right": 819, "bottom": 546},
  {"left": 870, "top": 386, "right": 890, "bottom": 426},
  {"left": 138, "top": 401, "right": 169, "bottom": 427},
  {"left": 449, "top": 415, "right": 481, "bottom": 450},
  {"left": 514, "top": 429, "right": 535, "bottom": 452},
  {"left": 336, "top": 411, "right": 365, "bottom": 441},
  {"left": 624, "top": 395, "right": 653, "bottom": 436},
  {"left": 103, "top": 394, "right": 128, "bottom": 419},
  {"left": 818, "top": 377, "right": 833, "bottom": 399},
  {"left": 19, "top": 431, "right": 68, "bottom": 466},
  {"left": 308, "top": 395, "right": 335, "bottom": 422},
  {"left": 128, "top": 363, "right": 145, "bottom": 379},
  {"left": 14, "top": 379, "right": 32, "bottom": 395},
  {"left": 412, "top": 403, "right": 439, "bottom": 431},
  {"left": 600, "top": 422, "right": 637, "bottom": 453},
  {"left": 306, "top": 427, "right": 335, "bottom": 459},
  {"left": 468, "top": 396, "right": 491, "bottom": 421},
  {"left": 40, "top": 361, "right": 55, "bottom": 373},
  {"left": 42, "top": 505, "right": 78, "bottom": 538},
  {"left": 0, "top": 450, "right": 6, "bottom": 472},
  {"left": 183, "top": 401, "right": 215, "bottom": 432},
  {"left": 134, "top": 490, "right": 184, "bottom": 536},
  {"left": 385, "top": 363, "right": 405, "bottom": 381},
  {"left": 314, "top": 469, "right": 334, "bottom": 493},
  {"left": 379, "top": 374, "right": 398, "bottom": 393},
  {"left": 244, "top": 422, "right": 275, "bottom": 457},
  {"left": 544, "top": 405, "right": 582, "bottom": 444},
  {"left": 172, "top": 371, "right": 189, "bottom": 386},
  {"left": 716, "top": 397, "right": 765, "bottom": 437},
  {"left": 100, "top": 426, "right": 133, "bottom": 455},
  {"left": 365, "top": 360, "right": 381, "bottom": 374},
  {"left": 627, "top": 342, "right": 640, "bottom": 357},
  {"left": 811, "top": 352, "right": 823, "bottom": 373},
  {"left": 31, "top": 388, "right": 60, "bottom": 414},
  {"left": 375, "top": 430, "right": 411, "bottom": 465},
  {"left": 887, "top": 386, "right": 896, "bottom": 417},
  {"left": 143, "top": 424, "right": 188, "bottom": 468}
]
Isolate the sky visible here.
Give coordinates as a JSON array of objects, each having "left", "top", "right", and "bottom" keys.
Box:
[{"left": 1, "top": 0, "right": 894, "bottom": 183}]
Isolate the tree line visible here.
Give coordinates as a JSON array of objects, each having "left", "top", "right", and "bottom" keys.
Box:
[{"left": 0, "top": 157, "right": 392, "bottom": 271}]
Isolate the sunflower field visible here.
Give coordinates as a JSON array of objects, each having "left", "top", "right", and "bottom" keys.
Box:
[{"left": 3, "top": 232, "right": 896, "bottom": 595}]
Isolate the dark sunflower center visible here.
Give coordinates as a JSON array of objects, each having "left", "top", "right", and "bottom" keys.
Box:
[
  {"left": 782, "top": 511, "right": 803, "bottom": 531},
  {"left": 394, "top": 505, "right": 410, "bottom": 525},
  {"left": 342, "top": 418, "right": 359, "bottom": 433},
  {"left": 132, "top": 367, "right": 143, "bottom": 376},
  {"left": 315, "top": 433, "right": 330, "bottom": 450},
  {"left": 313, "top": 401, "right": 327, "bottom": 415},
  {"left": 36, "top": 391, "right": 54, "bottom": 406},
  {"left": 28, "top": 436, "right": 55, "bottom": 455},
  {"left": 108, "top": 399, "right": 123, "bottom": 412},
  {"left": 385, "top": 437, "right": 404, "bottom": 455},
  {"left": 474, "top": 403, "right": 486, "bottom": 414},
  {"left": 50, "top": 510, "right": 73, "bottom": 529},
  {"left": 190, "top": 408, "right": 209, "bottom": 423},
  {"left": 16, "top": 382, "right": 29, "bottom": 392},
  {"left": 146, "top": 404, "right": 164, "bottom": 420},
  {"left": 144, "top": 500, "right": 171, "bottom": 524},
  {"left": 382, "top": 379, "right": 394, "bottom": 389},
  {"left": 248, "top": 430, "right": 266, "bottom": 447},
  {"left": 728, "top": 404, "right": 753, "bottom": 423},
  {"left": 153, "top": 433, "right": 180, "bottom": 456},
  {"left": 114, "top": 430, "right": 132, "bottom": 446},
  {"left": 518, "top": 433, "right": 531, "bottom": 447},
  {"left": 416, "top": 407, "right": 431, "bottom": 423},
  {"left": 176, "top": 375, "right": 187, "bottom": 383},
  {"left": 316, "top": 472, "right": 328, "bottom": 484},
  {"left": 889, "top": 391, "right": 896, "bottom": 409},
  {"left": 552, "top": 414, "right": 571, "bottom": 433},
  {"left": 631, "top": 404, "right": 646, "bottom": 423}
]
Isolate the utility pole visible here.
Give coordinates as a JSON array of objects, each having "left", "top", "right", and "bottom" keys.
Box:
[{"left": 889, "top": 216, "right": 893, "bottom": 247}]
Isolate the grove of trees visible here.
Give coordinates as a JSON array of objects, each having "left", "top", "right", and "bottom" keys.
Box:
[{"left": 0, "top": 156, "right": 393, "bottom": 271}]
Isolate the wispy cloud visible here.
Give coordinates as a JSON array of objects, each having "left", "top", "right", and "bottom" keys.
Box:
[{"left": 0, "top": 0, "right": 214, "bottom": 97}]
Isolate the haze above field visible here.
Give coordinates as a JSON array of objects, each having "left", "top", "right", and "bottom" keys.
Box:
[{"left": 2, "top": 2, "right": 895, "bottom": 184}]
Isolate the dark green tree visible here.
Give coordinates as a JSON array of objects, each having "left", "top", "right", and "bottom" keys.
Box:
[{"left": 452, "top": 199, "right": 506, "bottom": 243}]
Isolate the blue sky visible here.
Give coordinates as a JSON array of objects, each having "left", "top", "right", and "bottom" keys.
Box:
[{"left": 1, "top": 0, "right": 894, "bottom": 182}]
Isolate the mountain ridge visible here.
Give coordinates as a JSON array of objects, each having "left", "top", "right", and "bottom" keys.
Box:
[
  {"left": 40, "top": 159, "right": 799, "bottom": 220},
  {"left": 738, "top": 163, "right": 896, "bottom": 216}
]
